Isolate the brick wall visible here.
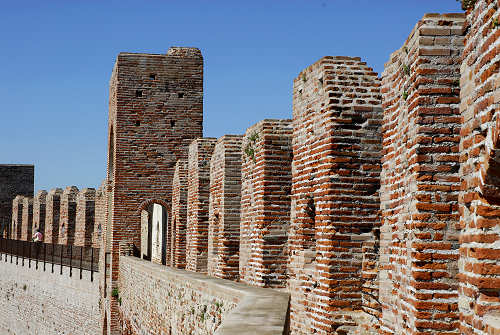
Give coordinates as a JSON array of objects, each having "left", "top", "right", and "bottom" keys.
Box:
[
  {"left": 186, "top": 138, "right": 217, "bottom": 274},
  {"left": 171, "top": 159, "right": 188, "bottom": 268},
  {"left": 11, "top": 196, "right": 24, "bottom": 240},
  {"left": 75, "top": 188, "right": 96, "bottom": 247},
  {"left": 104, "top": 47, "right": 203, "bottom": 334},
  {"left": 118, "top": 256, "right": 289, "bottom": 335},
  {"left": 59, "top": 186, "right": 79, "bottom": 245},
  {"left": 20, "top": 197, "right": 33, "bottom": 241},
  {"left": 288, "top": 56, "right": 382, "bottom": 334},
  {"left": 459, "top": 0, "right": 500, "bottom": 334},
  {"left": 208, "top": 135, "right": 243, "bottom": 281},
  {"left": 94, "top": 182, "right": 106, "bottom": 249},
  {"left": 0, "top": 164, "right": 33, "bottom": 238},
  {"left": 45, "top": 188, "right": 63, "bottom": 245},
  {"left": 239, "top": 119, "right": 292, "bottom": 288},
  {"left": 380, "top": 13, "right": 464, "bottom": 334},
  {"left": 33, "top": 190, "right": 47, "bottom": 241},
  {"left": 0, "top": 260, "right": 99, "bottom": 335}
]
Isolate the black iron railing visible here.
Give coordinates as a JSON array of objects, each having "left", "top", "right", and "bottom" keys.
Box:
[{"left": 0, "top": 238, "right": 99, "bottom": 281}]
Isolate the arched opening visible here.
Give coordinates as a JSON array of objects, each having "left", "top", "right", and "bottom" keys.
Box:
[{"left": 140, "top": 201, "right": 168, "bottom": 265}]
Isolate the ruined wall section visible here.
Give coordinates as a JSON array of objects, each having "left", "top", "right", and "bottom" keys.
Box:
[
  {"left": 171, "top": 159, "right": 188, "bottom": 268},
  {"left": 45, "top": 188, "right": 63, "bottom": 244},
  {"left": 459, "top": 1, "right": 500, "bottom": 334},
  {"left": 239, "top": 119, "right": 292, "bottom": 288},
  {"left": 11, "top": 196, "right": 24, "bottom": 240},
  {"left": 0, "top": 165, "right": 33, "bottom": 238},
  {"left": 75, "top": 188, "right": 96, "bottom": 247},
  {"left": 289, "top": 56, "right": 382, "bottom": 334},
  {"left": 104, "top": 47, "right": 203, "bottom": 334},
  {"left": 380, "top": 13, "right": 464, "bottom": 335},
  {"left": 33, "top": 190, "right": 47, "bottom": 240},
  {"left": 59, "top": 186, "right": 79, "bottom": 245},
  {"left": 186, "top": 138, "right": 217, "bottom": 274},
  {"left": 208, "top": 135, "right": 243, "bottom": 281},
  {"left": 20, "top": 197, "right": 33, "bottom": 241}
]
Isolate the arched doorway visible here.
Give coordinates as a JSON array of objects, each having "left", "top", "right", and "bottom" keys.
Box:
[{"left": 140, "top": 201, "right": 168, "bottom": 265}]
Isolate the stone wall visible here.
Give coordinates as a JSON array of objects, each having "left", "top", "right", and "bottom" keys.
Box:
[
  {"left": 11, "top": 196, "right": 23, "bottom": 240},
  {"left": 459, "top": 0, "right": 500, "bottom": 334},
  {"left": 0, "top": 258, "right": 99, "bottom": 335},
  {"left": 44, "top": 188, "right": 63, "bottom": 245},
  {"left": 380, "top": 13, "right": 464, "bottom": 334},
  {"left": 59, "top": 186, "right": 79, "bottom": 245},
  {"left": 75, "top": 188, "right": 96, "bottom": 247},
  {"left": 186, "top": 138, "right": 217, "bottom": 274},
  {"left": 171, "top": 159, "right": 188, "bottom": 268},
  {"left": 239, "top": 119, "right": 292, "bottom": 288},
  {"left": 0, "top": 164, "right": 34, "bottom": 239},
  {"left": 20, "top": 197, "right": 33, "bottom": 241},
  {"left": 208, "top": 135, "right": 243, "bottom": 281},
  {"left": 33, "top": 190, "right": 47, "bottom": 241},
  {"left": 118, "top": 255, "right": 289, "bottom": 335},
  {"left": 288, "top": 56, "right": 382, "bottom": 334}
]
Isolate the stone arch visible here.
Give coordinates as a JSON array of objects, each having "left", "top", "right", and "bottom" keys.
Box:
[{"left": 137, "top": 199, "right": 171, "bottom": 265}]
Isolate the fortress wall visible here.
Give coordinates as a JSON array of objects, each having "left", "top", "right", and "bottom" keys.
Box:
[
  {"left": 58, "top": 186, "right": 79, "bottom": 245},
  {"left": 208, "top": 135, "right": 243, "bottom": 281},
  {"left": 11, "top": 196, "right": 24, "bottom": 240},
  {"left": 186, "top": 138, "right": 217, "bottom": 274},
  {"left": 33, "top": 190, "right": 47, "bottom": 240},
  {"left": 75, "top": 188, "right": 96, "bottom": 247},
  {"left": 459, "top": 0, "right": 500, "bottom": 333},
  {"left": 0, "top": 165, "right": 33, "bottom": 239},
  {"left": 44, "top": 188, "right": 63, "bottom": 245},
  {"left": 118, "top": 255, "right": 289, "bottom": 335},
  {"left": 380, "top": 13, "right": 464, "bottom": 334},
  {"left": 20, "top": 197, "right": 33, "bottom": 241},
  {"left": 171, "top": 159, "right": 188, "bottom": 268},
  {"left": 288, "top": 56, "right": 382, "bottom": 334},
  {"left": 0, "top": 259, "right": 99, "bottom": 335},
  {"left": 239, "top": 119, "right": 292, "bottom": 288},
  {"left": 93, "top": 183, "right": 106, "bottom": 249}
]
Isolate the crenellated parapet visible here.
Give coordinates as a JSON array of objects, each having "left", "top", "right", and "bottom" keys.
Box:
[
  {"left": 20, "top": 197, "right": 33, "bottom": 241},
  {"left": 75, "top": 188, "right": 96, "bottom": 247},
  {"left": 33, "top": 190, "right": 47, "bottom": 239},
  {"left": 170, "top": 159, "right": 188, "bottom": 268},
  {"left": 44, "top": 188, "right": 63, "bottom": 244},
  {"left": 58, "top": 186, "right": 79, "bottom": 245}
]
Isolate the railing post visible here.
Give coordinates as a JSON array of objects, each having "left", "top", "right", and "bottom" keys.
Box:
[
  {"left": 60, "top": 244, "right": 63, "bottom": 275},
  {"left": 91, "top": 248, "right": 95, "bottom": 283},
  {"left": 80, "top": 246, "right": 83, "bottom": 280},
  {"left": 69, "top": 245, "right": 72, "bottom": 277},
  {"left": 28, "top": 240, "right": 32, "bottom": 268},
  {"left": 51, "top": 244, "right": 54, "bottom": 273},
  {"left": 43, "top": 243, "right": 46, "bottom": 272}
]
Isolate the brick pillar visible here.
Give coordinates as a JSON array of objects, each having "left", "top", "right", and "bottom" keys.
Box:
[
  {"left": 170, "top": 159, "right": 188, "bottom": 268},
  {"left": 459, "top": 1, "right": 500, "bottom": 333},
  {"left": 11, "top": 195, "right": 24, "bottom": 240},
  {"left": 288, "top": 56, "right": 382, "bottom": 334},
  {"left": 33, "top": 190, "right": 47, "bottom": 240},
  {"left": 380, "top": 13, "right": 464, "bottom": 334},
  {"left": 208, "top": 135, "right": 242, "bottom": 280},
  {"left": 93, "top": 183, "right": 105, "bottom": 249},
  {"left": 239, "top": 119, "right": 292, "bottom": 288},
  {"left": 75, "top": 188, "right": 96, "bottom": 247},
  {"left": 186, "top": 138, "right": 217, "bottom": 273},
  {"left": 59, "top": 186, "right": 79, "bottom": 245},
  {"left": 21, "top": 197, "right": 33, "bottom": 241},
  {"left": 45, "top": 188, "right": 63, "bottom": 244}
]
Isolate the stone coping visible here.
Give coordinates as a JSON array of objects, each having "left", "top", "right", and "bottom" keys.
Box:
[{"left": 120, "top": 256, "right": 290, "bottom": 335}]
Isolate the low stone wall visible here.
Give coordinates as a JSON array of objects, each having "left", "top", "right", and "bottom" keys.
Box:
[
  {"left": 119, "top": 256, "right": 290, "bottom": 335},
  {"left": 0, "top": 257, "right": 99, "bottom": 335}
]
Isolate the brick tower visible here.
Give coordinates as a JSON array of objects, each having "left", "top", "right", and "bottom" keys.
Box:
[{"left": 102, "top": 47, "right": 203, "bottom": 334}]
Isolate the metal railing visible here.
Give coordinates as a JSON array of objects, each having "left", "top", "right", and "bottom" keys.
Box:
[{"left": 0, "top": 237, "right": 99, "bottom": 281}]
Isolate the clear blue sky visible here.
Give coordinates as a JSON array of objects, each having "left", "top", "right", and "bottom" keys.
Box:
[{"left": 0, "top": 0, "right": 462, "bottom": 192}]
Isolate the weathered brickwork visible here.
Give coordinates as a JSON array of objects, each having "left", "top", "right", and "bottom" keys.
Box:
[
  {"left": 207, "top": 135, "right": 243, "bottom": 281},
  {"left": 171, "top": 159, "right": 188, "bottom": 268},
  {"left": 239, "top": 119, "right": 292, "bottom": 288},
  {"left": 288, "top": 56, "right": 382, "bottom": 334},
  {"left": 0, "top": 164, "right": 34, "bottom": 238},
  {"left": 11, "top": 196, "right": 24, "bottom": 240},
  {"left": 44, "top": 188, "right": 63, "bottom": 245},
  {"left": 33, "top": 190, "right": 47, "bottom": 239},
  {"left": 186, "top": 138, "right": 217, "bottom": 273},
  {"left": 59, "top": 186, "right": 79, "bottom": 245},
  {"left": 459, "top": 1, "right": 500, "bottom": 334},
  {"left": 75, "top": 188, "right": 96, "bottom": 247},
  {"left": 380, "top": 14, "right": 465, "bottom": 335},
  {"left": 20, "top": 197, "right": 33, "bottom": 241},
  {"left": 93, "top": 183, "right": 106, "bottom": 249},
  {"left": 103, "top": 47, "right": 203, "bottom": 334}
]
